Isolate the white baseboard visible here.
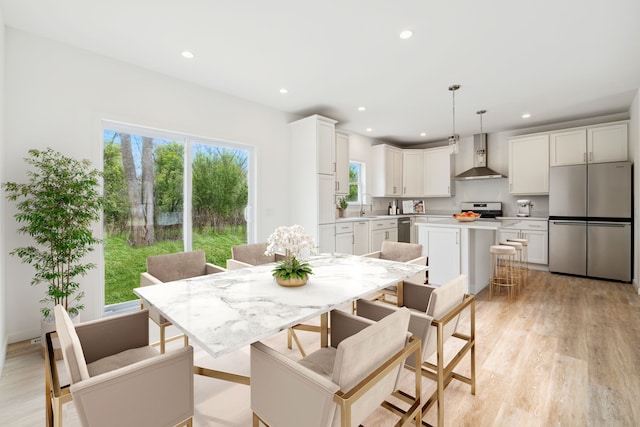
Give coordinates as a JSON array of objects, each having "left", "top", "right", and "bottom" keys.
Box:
[
  {"left": 0, "top": 334, "right": 7, "bottom": 379},
  {"left": 8, "top": 329, "right": 40, "bottom": 345}
]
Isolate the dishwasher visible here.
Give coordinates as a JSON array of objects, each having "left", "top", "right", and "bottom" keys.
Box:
[{"left": 397, "top": 216, "right": 411, "bottom": 243}]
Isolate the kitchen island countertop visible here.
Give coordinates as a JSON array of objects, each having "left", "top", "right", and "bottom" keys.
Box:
[{"left": 417, "top": 218, "right": 502, "bottom": 230}]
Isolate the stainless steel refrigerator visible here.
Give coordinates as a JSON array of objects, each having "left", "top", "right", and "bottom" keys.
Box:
[{"left": 548, "top": 161, "right": 632, "bottom": 282}]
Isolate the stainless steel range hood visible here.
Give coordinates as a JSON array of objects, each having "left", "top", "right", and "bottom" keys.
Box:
[{"left": 454, "top": 133, "right": 506, "bottom": 180}]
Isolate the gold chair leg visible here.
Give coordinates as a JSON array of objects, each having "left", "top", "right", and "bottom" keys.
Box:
[
  {"left": 289, "top": 328, "right": 307, "bottom": 357},
  {"left": 160, "top": 324, "right": 166, "bottom": 354},
  {"left": 253, "top": 412, "right": 263, "bottom": 427}
]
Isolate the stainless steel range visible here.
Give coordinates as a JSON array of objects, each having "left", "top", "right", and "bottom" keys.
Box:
[{"left": 459, "top": 202, "right": 502, "bottom": 219}]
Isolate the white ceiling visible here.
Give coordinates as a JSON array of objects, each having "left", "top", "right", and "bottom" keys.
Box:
[{"left": 2, "top": 0, "right": 639, "bottom": 145}]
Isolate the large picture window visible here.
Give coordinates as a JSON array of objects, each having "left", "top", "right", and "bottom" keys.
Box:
[{"left": 102, "top": 121, "right": 253, "bottom": 308}]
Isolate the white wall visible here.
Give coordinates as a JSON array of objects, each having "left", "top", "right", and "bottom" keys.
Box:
[
  {"left": 629, "top": 90, "right": 639, "bottom": 293},
  {"left": 0, "top": 8, "right": 7, "bottom": 377},
  {"left": 3, "top": 28, "right": 295, "bottom": 343}
]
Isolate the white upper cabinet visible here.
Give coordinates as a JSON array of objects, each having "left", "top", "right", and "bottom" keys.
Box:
[
  {"left": 423, "top": 146, "right": 454, "bottom": 197},
  {"left": 508, "top": 134, "right": 549, "bottom": 195},
  {"left": 549, "top": 128, "right": 587, "bottom": 166},
  {"left": 588, "top": 122, "right": 628, "bottom": 164},
  {"left": 402, "top": 150, "right": 424, "bottom": 197},
  {"left": 550, "top": 122, "right": 628, "bottom": 166},
  {"left": 316, "top": 118, "right": 337, "bottom": 175},
  {"left": 372, "top": 145, "right": 403, "bottom": 197},
  {"left": 335, "top": 131, "right": 350, "bottom": 195}
]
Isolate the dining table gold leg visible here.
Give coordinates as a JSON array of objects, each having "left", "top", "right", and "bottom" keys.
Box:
[{"left": 320, "top": 313, "right": 329, "bottom": 347}]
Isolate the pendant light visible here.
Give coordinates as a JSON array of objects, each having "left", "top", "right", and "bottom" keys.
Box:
[
  {"left": 448, "top": 84, "right": 461, "bottom": 155},
  {"left": 477, "top": 109, "right": 486, "bottom": 132}
]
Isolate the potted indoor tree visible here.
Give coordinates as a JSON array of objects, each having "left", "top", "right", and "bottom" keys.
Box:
[{"left": 3, "top": 148, "right": 103, "bottom": 353}]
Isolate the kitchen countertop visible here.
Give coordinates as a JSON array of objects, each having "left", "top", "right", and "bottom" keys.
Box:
[
  {"left": 416, "top": 218, "right": 502, "bottom": 230},
  {"left": 498, "top": 216, "right": 548, "bottom": 221}
]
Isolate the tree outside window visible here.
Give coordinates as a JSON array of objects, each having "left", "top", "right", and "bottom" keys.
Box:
[{"left": 347, "top": 161, "right": 365, "bottom": 202}]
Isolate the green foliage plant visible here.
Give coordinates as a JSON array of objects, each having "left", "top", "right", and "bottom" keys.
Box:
[
  {"left": 271, "top": 256, "right": 314, "bottom": 280},
  {"left": 337, "top": 196, "right": 348, "bottom": 210},
  {"left": 3, "top": 148, "right": 103, "bottom": 318}
]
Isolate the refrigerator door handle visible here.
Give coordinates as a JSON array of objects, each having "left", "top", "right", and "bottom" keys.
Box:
[
  {"left": 551, "top": 221, "right": 585, "bottom": 226},
  {"left": 588, "top": 222, "right": 630, "bottom": 227}
]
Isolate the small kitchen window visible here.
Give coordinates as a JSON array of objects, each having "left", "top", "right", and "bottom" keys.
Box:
[{"left": 348, "top": 161, "right": 365, "bottom": 203}]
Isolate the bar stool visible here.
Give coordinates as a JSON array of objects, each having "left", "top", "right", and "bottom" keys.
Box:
[
  {"left": 500, "top": 241, "right": 525, "bottom": 295},
  {"left": 489, "top": 245, "right": 517, "bottom": 300},
  {"left": 507, "top": 238, "right": 529, "bottom": 288}
]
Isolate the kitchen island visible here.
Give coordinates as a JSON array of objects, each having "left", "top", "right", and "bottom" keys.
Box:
[{"left": 416, "top": 219, "right": 501, "bottom": 294}]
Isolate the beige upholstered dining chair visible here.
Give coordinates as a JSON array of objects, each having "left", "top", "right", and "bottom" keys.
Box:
[
  {"left": 363, "top": 241, "right": 427, "bottom": 305},
  {"left": 140, "top": 250, "right": 225, "bottom": 353},
  {"left": 250, "top": 307, "right": 424, "bottom": 427},
  {"left": 355, "top": 274, "right": 475, "bottom": 427},
  {"left": 50, "top": 305, "right": 193, "bottom": 427},
  {"left": 226, "top": 242, "right": 284, "bottom": 270}
]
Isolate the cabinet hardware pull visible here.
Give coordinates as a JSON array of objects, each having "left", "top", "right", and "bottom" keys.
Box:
[
  {"left": 333, "top": 162, "right": 336, "bottom": 172},
  {"left": 589, "top": 152, "right": 593, "bottom": 161},
  {"left": 584, "top": 152, "right": 587, "bottom": 162}
]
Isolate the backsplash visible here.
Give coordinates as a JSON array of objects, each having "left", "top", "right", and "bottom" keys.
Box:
[{"left": 345, "top": 179, "right": 549, "bottom": 218}]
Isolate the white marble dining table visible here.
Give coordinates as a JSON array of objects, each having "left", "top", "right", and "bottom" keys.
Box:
[{"left": 134, "top": 253, "right": 427, "bottom": 383}]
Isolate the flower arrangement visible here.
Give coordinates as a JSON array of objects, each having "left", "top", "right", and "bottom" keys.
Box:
[{"left": 265, "top": 225, "right": 316, "bottom": 286}]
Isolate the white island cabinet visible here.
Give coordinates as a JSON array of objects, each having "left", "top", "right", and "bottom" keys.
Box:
[
  {"left": 498, "top": 219, "right": 548, "bottom": 265},
  {"left": 417, "top": 219, "right": 499, "bottom": 294}
]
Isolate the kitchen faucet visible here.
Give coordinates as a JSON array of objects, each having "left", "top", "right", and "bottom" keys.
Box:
[{"left": 360, "top": 193, "right": 372, "bottom": 217}]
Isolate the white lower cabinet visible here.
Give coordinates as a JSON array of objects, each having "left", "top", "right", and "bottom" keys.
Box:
[
  {"left": 353, "top": 221, "right": 370, "bottom": 255},
  {"left": 335, "top": 222, "right": 354, "bottom": 255},
  {"left": 318, "top": 224, "right": 335, "bottom": 254},
  {"left": 369, "top": 219, "right": 397, "bottom": 252},
  {"left": 498, "top": 220, "right": 548, "bottom": 265},
  {"left": 419, "top": 226, "right": 461, "bottom": 286}
]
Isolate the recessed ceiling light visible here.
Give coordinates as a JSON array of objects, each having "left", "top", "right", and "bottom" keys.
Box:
[
  {"left": 181, "top": 51, "right": 194, "bottom": 59},
  {"left": 279, "top": 88, "right": 288, "bottom": 94},
  {"left": 420, "top": 132, "right": 427, "bottom": 137},
  {"left": 399, "top": 30, "right": 414, "bottom": 39},
  {"left": 366, "top": 128, "right": 373, "bottom": 132},
  {"left": 522, "top": 113, "right": 531, "bottom": 119},
  {"left": 358, "top": 106, "right": 366, "bottom": 112}
]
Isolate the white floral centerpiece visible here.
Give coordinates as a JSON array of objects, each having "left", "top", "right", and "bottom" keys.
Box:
[{"left": 265, "top": 225, "right": 316, "bottom": 287}]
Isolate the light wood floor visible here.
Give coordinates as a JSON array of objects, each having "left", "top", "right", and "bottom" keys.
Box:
[{"left": 1, "top": 270, "right": 639, "bottom": 426}]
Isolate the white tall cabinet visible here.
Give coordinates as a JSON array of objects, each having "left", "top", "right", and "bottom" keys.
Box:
[{"left": 289, "top": 115, "right": 338, "bottom": 252}]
